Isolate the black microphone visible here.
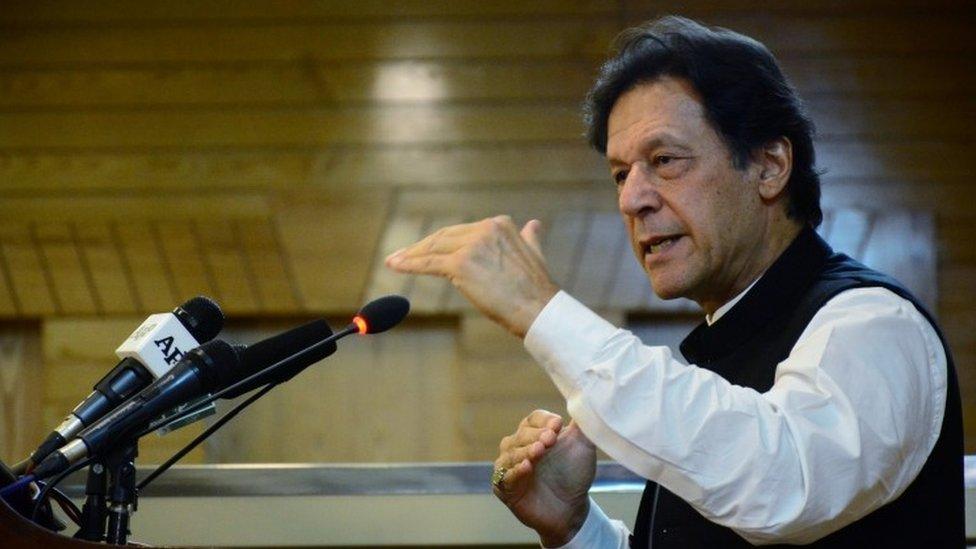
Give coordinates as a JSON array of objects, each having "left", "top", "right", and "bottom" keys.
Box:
[
  {"left": 222, "top": 319, "right": 337, "bottom": 399},
  {"left": 221, "top": 296, "right": 408, "bottom": 400},
  {"left": 32, "top": 340, "right": 239, "bottom": 480},
  {"left": 29, "top": 297, "right": 224, "bottom": 467}
]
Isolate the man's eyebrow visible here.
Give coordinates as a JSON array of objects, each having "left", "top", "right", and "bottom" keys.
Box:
[{"left": 607, "top": 132, "right": 691, "bottom": 166}]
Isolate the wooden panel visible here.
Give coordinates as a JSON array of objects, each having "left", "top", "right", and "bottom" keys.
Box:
[
  {"left": 0, "top": 194, "right": 270, "bottom": 221},
  {"left": 0, "top": 99, "right": 966, "bottom": 149},
  {"left": 0, "top": 20, "right": 617, "bottom": 64},
  {"left": 0, "top": 224, "right": 57, "bottom": 316},
  {"left": 0, "top": 16, "right": 969, "bottom": 66},
  {"left": 237, "top": 220, "right": 301, "bottom": 313},
  {"left": 195, "top": 220, "right": 260, "bottom": 314},
  {"left": 154, "top": 220, "right": 219, "bottom": 303},
  {"left": 112, "top": 223, "right": 177, "bottom": 312},
  {"left": 1, "top": 143, "right": 972, "bottom": 194},
  {"left": 0, "top": 0, "right": 615, "bottom": 23},
  {"left": 0, "top": 105, "right": 587, "bottom": 148},
  {"left": 34, "top": 223, "right": 97, "bottom": 314},
  {"left": 74, "top": 222, "right": 138, "bottom": 315},
  {"left": 2, "top": 57, "right": 971, "bottom": 109},
  {"left": 274, "top": 188, "right": 392, "bottom": 312},
  {"left": 0, "top": 325, "right": 41, "bottom": 464}
]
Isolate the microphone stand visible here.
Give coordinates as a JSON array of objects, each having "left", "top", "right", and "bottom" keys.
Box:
[
  {"left": 104, "top": 440, "right": 139, "bottom": 545},
  {"left": 73, "top": 460, "right": 108, "bottom": 542}
]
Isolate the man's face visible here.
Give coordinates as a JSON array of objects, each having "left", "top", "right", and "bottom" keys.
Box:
[{"left": 606, "top": 77, "right": 765, "bottom": 309}]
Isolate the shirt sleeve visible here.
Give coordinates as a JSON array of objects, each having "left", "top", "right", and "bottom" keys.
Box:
[
  {"left": 547, "top": 498, "right": 630, "bottom": 549},
  {"left": 524, "top": 288, "right": 947, "bottom": 545}
]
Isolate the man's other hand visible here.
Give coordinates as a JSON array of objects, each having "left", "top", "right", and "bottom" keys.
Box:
[
  {"left": 385, "top": 216, "right": 559, "bottom": 338},
  {"left": 494, "top": 410, "right": 596, "bottom": 547}
]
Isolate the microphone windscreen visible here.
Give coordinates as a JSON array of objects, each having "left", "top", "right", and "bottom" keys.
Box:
[
  {"left": 357, "top": 295, "right": 410, "bottom": 334},
  {"left": 173, "top": 296, "right": 224, "bottom": 342},
  {"left": 188, "top": 339, "right": 240, "bottom": 393},
  {"left": 224, "top": 319, "right": 337, "bottom": 398}
]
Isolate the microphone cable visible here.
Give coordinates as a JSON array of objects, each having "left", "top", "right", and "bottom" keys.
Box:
[
  {"left": 30, "top": 457, "right": 93, "bottom": 523},
  {"left": 137, "top": 382, "right": 277, "bottom": 492}
]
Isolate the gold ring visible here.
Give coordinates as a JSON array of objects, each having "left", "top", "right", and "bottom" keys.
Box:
[{"left": 491, "top": 466, "right": 507, "bottom": 488}]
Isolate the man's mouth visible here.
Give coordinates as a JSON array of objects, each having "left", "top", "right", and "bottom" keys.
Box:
[{"left": 644, "top": 235, "right": 683, "bottom": 256}]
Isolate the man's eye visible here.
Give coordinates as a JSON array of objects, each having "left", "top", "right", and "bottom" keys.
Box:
[
  {"left": 654, "top": 155, "right": 675, "bottom": 166},
  {"left": 613, "top": 171, "right": 628, "bottom": 185}
]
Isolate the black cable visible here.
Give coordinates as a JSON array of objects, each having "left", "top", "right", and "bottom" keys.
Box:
[
  {"left": 136, "top": 382, "right": 278, "bottom": 492},
  {"left": 47, "top": 485, "right": 82, "bottom": 525},
  {"left": 31, "top": 457, "right": 93, "bottom": 522}
]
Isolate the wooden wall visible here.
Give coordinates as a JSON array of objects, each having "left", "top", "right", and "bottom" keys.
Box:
[{"left": 0, "top": 1, "right": 973, "bottom": 464}]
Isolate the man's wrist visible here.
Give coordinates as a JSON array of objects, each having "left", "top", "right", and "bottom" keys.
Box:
[{"left": 538, "top": 498, "right": 590, "bottom": 548}]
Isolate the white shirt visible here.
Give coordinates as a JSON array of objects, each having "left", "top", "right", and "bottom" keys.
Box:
[{"left": 523, "top": 287, "right": 947, "bottom": 546}]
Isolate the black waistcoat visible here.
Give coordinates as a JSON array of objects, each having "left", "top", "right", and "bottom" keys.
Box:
[{"left": 630, "top": 228, "right": 963, "bottom": 548}]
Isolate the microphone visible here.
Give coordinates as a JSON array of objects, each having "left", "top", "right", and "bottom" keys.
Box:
[
  {"left": 148, "top": 295, "right": 411, "bottom": 434},
  {"left": 31, "top": 340, "right": 240, "bottom": 481},
  {"left": 29, "top": 297, "right": 224, "bottom": 467},
  {"left": 222, "top": 319, "right": 336, "bottom": 399}
]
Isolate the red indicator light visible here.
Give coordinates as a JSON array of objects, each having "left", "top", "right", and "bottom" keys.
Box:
[{"left": 352, "top": 316, "right": 368, "bottom": 334}]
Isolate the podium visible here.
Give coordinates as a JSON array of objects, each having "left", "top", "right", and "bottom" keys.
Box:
[{"left": 0, "top": 496, "right": 110, "bottom": 548}]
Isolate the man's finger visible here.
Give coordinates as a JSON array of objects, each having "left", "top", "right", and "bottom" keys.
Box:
[
  {"left": 511, "top": 425, "right": 558, "bottom": 448},
  {"left": 519, "top": 219, "right": 546, "bottom": 258},
  {"left": 385, "top": 252, "right": 452, "bottom": 276},
  {"left": 521, "top": 409, "right": 564, "bottom": 431}
]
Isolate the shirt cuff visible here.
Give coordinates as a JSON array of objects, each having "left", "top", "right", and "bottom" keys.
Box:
[
  {"left": 524, "top": 291, "right": 621, "bottom": 399},
  {"left": 545, "top": 498, "right": 627, "bottom": 549}
]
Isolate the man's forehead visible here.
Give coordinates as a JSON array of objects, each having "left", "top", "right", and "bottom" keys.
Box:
[{"left": 606, "top": 78, "right": 706, "bottom": 158}]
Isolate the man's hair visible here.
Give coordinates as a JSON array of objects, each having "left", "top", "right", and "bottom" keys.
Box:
[{"left": 584, "top": 16, "right": 822, "bottom": 228}]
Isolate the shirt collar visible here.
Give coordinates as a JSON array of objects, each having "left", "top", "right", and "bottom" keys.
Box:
[{"left": 706, "top": 274, "right": 763, "bottom": 326}]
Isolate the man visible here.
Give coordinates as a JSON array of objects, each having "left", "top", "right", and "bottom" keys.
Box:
[{"left": 386, "top": 16, "right": 962, "bottom": 547}]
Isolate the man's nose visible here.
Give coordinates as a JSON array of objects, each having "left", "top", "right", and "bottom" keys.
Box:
[{"left": 618, "top": 163, "right": 662, "bottom": 218}]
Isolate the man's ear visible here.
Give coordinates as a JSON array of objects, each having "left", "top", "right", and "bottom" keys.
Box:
[{"left": 756, "top": 137, "right": 793, "bottom": 201}]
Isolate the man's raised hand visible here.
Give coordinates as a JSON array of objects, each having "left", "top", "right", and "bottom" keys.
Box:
[{"left": 385, "top": 216, "right": 559, "bottom": 338}]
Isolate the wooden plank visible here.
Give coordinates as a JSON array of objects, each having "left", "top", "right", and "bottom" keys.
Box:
[
  {"left": 74, "top": 222, "right": 138, "bottom": 314},
  {"left": 112, "top": 222, "right": 177, "bottom": 312},
  {"left": 0, "top": 16, "right": 968, "bottom": 66},
  {"left": 939, "top": 215, "right": 976, "bottom": 265},
  {"left": 0, "top": 20, "right": 618, "bottom": 64},
  {"left": 0, "top": 99, "right": 965, "bottom": 149},
  {"left": 0, "top": 151, "right": 314, "bottom": 192},
  {"left": 0, "top": 326, "right": 41, "bottom": 464},
  {"left": 0, "top": 223, "right": 57, "bottom": 316},
  {"left": 34, "top": 222, "right": 97, "bottom": 314},
  {"left": 195, "top": 219, "right": 260, "bottom": 314},
  {"left": 0, "top": 194, "right": 270, "bottom": 221},
  {"left": 275, "top": 188, "right": 391, "bottom": 312},
  {"left": 0, "top": 141, "right": 971, "bottom": 194},
  {"left": 3, "top": 0, "right": 972, "bottom": 25},
  {"left": 0, "top": 0, "right": 615, "bottom": 23},
  {"left": 237, "top": 219, "right": 301, "bottom": 313},
  {"left": 0, "top": 239, "right": 19, "bottom": 316},
  {"left": 2, "top": 57, "right": 970, "bottom": 109},
  {"left": 0, "top": 104, "right": 588, "bottom": 148},
  {"left": 153, "top": 220, "right": 219, "bottom": 303}
]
